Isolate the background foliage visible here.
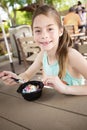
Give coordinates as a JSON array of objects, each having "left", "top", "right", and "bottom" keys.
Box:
[{"left": 0, "top": 0, "right": 86, "bottom": 31}]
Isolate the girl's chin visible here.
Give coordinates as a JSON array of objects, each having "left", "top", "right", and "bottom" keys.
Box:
[
  {"left": 41, "top": 44, "right": 54, "bottom": 51},
  {"left": 43, "top": 47, "right": 53, "bottom": 51}
]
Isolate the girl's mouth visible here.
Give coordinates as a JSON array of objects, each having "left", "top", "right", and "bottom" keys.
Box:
[{"left": 40, "top": 41, "right": 52, "bottom": 46}]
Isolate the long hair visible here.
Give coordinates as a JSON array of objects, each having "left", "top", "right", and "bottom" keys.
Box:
[{"left": 32, "top": 5, "right": 73, "bottom": 79}]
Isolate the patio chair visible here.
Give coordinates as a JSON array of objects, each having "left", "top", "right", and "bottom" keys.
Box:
[
  {"left": 64, "top": 25, "right": 75, "bottom": 35},
  {"left": 64, "top": 25, "right": 86, "bottom": 51},
  {"left": 17, "top": 36, "right": 40, "bottom": 69},
  {"left": 64, "top": 25, "right": 77, "bottom": 44},
  {"left": 76, "top": 43, "right": 87, "bottom": 59},
  {"left": 9, "top": 25, "right": 32, "bottom": 64},
  {"left": 79, "top": 36, "right": 87, "bottom": 45}
]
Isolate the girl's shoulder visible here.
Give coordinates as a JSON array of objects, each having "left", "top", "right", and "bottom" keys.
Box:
[
  {"left": 68, "top": 47, "right": 85, "bottom": 66},
  {"left": 68, "top": 47, "right": 87, "bottom": 78},
  {"left": 68, "top": 47, "right": 81, "bottom": 58}
]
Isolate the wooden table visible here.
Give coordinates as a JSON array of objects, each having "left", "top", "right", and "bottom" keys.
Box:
[
  {"left": 71, "top": 32, "right": 85, "bottom": 45},
  {"left": 0, "top": 81, "right": 87, "bottom": 130},
  {"left": 70, "top": 32, "right": 85, "bottom": 37}
]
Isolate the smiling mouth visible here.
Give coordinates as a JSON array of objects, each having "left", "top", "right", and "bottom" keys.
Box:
[{"left": 40, "top": 41, "right": 52, "bottom": 46}]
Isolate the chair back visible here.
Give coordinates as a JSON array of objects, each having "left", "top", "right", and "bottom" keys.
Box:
[
  {"left": 9, "top": 25, "right": 32, "bottom": 58},
  {"left": 75, "top": 43, "right": 87, "bottom": 59},
  {"left": 77, "top": 44, "right": 87, "bottom": 53},
  {"left": 17, "top": 36, "right": 40, "bottom": 69},
  {"left": 64, "top": 25, "right": 75, "bottom": 35}
]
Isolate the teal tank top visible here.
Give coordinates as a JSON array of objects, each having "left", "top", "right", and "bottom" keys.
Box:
[{"left": 43, "top": 53, "right": 85, "bottom": 86}]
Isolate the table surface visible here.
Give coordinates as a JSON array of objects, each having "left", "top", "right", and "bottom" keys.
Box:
[
  {"left": 70, "top": 32, "right": 85, "bottom": 37},
  {"left": 0, "top": 80, "right": 87, "bottom": 130}
]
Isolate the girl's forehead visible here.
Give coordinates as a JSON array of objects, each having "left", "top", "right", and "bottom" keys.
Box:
[{"left": 33, "top": 14, "right": 57, "bottom": 27}]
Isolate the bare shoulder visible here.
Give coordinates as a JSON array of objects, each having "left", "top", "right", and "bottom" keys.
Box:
[
  {"left": 68, "top": 47, "right": 85, "bottom": 59},
  {"left": 68, "top": 47, "right": 87, "bottom": 75},
  {"left": 68, "top": 47, "right": 86, "bottom": 67}
]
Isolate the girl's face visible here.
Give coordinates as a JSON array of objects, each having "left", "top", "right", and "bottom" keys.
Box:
[{"left": 33, "top": 14, "right": 62, "bottom": 52}]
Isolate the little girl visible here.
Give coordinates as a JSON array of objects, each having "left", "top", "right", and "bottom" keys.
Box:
[{"left": 0, "top": 5, "right": 87, "bottom": 95}]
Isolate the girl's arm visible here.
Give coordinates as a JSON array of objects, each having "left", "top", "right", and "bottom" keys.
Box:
[
  {"left": 19, "top": 51, "right": 43, "bottom": 81},
  {"left": 43, "top": 75, "right": 87, "bottom": 95},
  {"left": 0, "top": 51, "right": 43, "bottom": 85},
  {"left": 69, "top": 48, "right": 87, "bottom": 80},
  {"left": 44, "top": 48, "right": 87, "bottom": 95},
  {"left": 65, "top": 48, "right": 87, "bottom": 95}
]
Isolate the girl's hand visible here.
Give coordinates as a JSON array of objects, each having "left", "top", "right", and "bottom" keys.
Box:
[
  {"left": 0, "top": 71, "right": 18, "bottom": 85},
  {"left": 43, "top": 76, "right": 67, "bottom": 93}
]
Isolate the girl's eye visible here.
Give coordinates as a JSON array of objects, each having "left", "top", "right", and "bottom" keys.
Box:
[
  {"left": 35, "top": 30, "right": 41, "bottom": 33},
  {"left": 48, "top": 28, "right": 54, "bottom": 31}
]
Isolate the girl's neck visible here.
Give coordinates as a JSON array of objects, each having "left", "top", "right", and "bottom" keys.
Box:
[
  {"left": 46, "top": 48, "right": 57, "bottom": 65},
  {"left": 47, "top": 42, "right": 58, "bottom": 56}
]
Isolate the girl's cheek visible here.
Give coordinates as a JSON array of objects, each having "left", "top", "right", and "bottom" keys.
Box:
[
  {"left": 33, "top": 35, "right": 39, "bottom": 42},
  {"left": 33, "top": 38, "right": 37, "bottom": 44}
]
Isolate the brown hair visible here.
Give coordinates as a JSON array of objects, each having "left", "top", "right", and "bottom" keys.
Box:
[{"left": 32, "top": 5, "right": 73, "bottom": 79}]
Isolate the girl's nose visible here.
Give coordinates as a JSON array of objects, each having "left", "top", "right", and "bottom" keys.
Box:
[{"left": 41, "top": 30, "right": 48, "bottom": 39}]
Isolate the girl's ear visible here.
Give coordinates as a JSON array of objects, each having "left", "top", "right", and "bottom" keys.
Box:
[
  {"left": 59, "top": 28, "right": 63, "bottom": 37},
  {"left": 59, "top": 33, "right": 63, "bottom": 37}
]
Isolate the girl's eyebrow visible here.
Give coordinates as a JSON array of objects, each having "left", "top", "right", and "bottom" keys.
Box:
[
  {"left": 34, "top": 26, "right": 40, "bottom": 29},
  {"left": 34, "top": 24, "right": 54, "bottom": 29}
]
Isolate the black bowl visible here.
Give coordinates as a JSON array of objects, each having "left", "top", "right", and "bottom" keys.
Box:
[{"left": 17, "top": 80, "right": 44, "bottom": 101}]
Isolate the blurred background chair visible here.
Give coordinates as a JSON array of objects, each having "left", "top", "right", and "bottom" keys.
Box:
[
  {"left": 17, "top": 36, "right": 40, "bottom": 67},
  {"left": 79, "top": 36, "right": 87, "bottom": 45},
  {"left": 64, "top": 24, "right": 79, "bottom": 45},
  {"left": 9, "top": 25, "right": 32, "bottom": 64},
  {"left": 17, "top": 36, "right": 42, "bottom": 74},
  {"left": 76, "top": 43, "right": 87, "bottom": 59},
  {"left": 64, "top": 24, "right": 75, "bottom": 35},
  {"left": 64, "top": 24, "right": 86, "bottom": 50}
]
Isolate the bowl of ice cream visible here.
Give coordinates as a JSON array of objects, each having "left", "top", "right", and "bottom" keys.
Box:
[{"left": 17, "top": 80, "right": 44, "bottom": 101}]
